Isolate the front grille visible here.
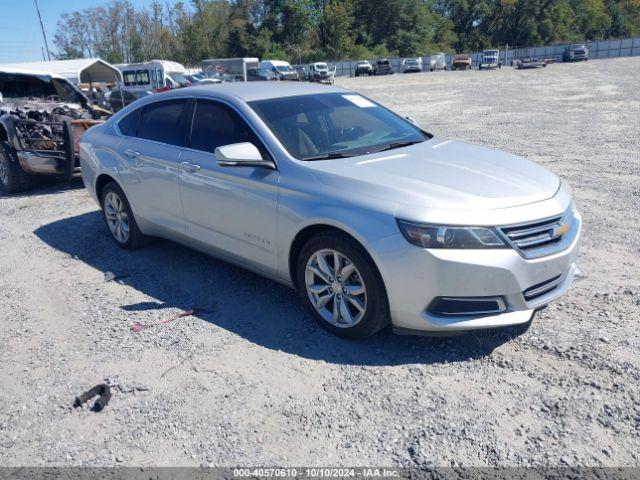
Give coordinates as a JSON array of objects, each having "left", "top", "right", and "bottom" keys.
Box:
[
  {"left": 499, "top": 208, "right": 577, "bottom": 259},
  {"left": 523, "top": 274, "right": 564, "bottom": 302}
]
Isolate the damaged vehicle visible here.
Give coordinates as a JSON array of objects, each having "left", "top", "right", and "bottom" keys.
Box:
[{"left": 0, "top": 69, "right": 109, "bottom": 193}]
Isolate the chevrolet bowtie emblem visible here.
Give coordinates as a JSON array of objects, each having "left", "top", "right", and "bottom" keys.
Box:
[{"left": 553, "top": 222, "right": 569, "bottom": 238}]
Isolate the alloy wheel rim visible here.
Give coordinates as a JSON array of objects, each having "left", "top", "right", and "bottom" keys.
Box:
[
  {"left": 104, "top": 191, "right": 130, "bottom": 243},
  {"left": 305, "top": 248, "right": 367, "bottom": 328}
]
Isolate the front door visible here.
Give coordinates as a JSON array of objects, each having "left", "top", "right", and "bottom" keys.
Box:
[{"left": 178, "top": 99, "right": 279, "bottom": 272}]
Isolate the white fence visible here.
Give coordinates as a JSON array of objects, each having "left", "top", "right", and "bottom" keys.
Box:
[{"left": 324, "top": 36, "right": 640, "bottom": 77}]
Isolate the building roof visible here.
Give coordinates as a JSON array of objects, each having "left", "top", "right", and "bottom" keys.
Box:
[{"left": 0, "top": 58, "right": 122, "bottom": 84}]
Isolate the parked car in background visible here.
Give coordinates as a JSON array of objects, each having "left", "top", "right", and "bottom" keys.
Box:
[
  {"left": 563, "top": 44, "right": 589, "bottom": 62},
  {"left": 373, "top": 59, "right": 393, "bottom": 75},
  {"left": 80, "top": 83, "right": 581, "bottom": 339},
  {"left": 515, "top": 58, "right": 548, "bottom": 69},
  {"left": 452, "top": 54, "right": 472, "bottom": 70},
  {"left": 354, "top": 60, "right": 373, "bottom": 76},
  {"left": 294, "top": 66, "right": 309, "bottom": 81},
  {"left": 185, "top": 74, "right": 220, "bottom": 85},
  {"left": 260, "top": 60, "right": 299, "bottom": 81},
  {"left": 402, "top": 58, "right": 423, "bottom": 73},
  {"left": 308, "top": 62, "right": 334, "bottom": 84},
  {"left": 105, "top": 88, "right": 154, "bottom": 112},
  {"left": 247, "top": 68, "right": 277, "bottom": 82},
  {"left": 429, "top": 53, "right": 447, "bottom": 71},
  {"left": 0, "top": 69, "right": 108, "bottom": 192},
  {"left": 479, "top": 50, "right": 501, "bottom": 70}
]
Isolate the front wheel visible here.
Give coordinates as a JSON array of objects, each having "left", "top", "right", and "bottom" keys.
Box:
[
  {"left": 296, "top": 233, "right": 390, "bottom": 339},
  {"left": 101, "top": 182, "right": 146, "bottom": 249}
]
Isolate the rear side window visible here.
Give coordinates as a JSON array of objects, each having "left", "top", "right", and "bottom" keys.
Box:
[
  {"left": 118, "top": 108, "right": 140, "bottom": 136},
  {"left": 189, "top": 100, "right": 263, "bottom": 155},
  {"left": 138, "top": 100, "right": 187, "bottom": 146}
]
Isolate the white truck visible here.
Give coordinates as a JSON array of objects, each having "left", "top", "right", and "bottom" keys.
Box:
[{"left": 201, "top": 57, "right": 260, "bottom": 82}]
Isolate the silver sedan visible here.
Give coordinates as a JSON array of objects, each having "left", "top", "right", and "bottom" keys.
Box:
[{"left": 79, "top": 83, "right": 581, "bottom": 338}]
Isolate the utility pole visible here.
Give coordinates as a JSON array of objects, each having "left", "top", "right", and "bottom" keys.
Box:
[{"left": 34, "top": 0, "right": 51, "bottom": 61}]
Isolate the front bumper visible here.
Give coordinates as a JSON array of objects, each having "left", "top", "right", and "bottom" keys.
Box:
[{"left": 368, "top": 212, "right": 582, "bottom": 333}]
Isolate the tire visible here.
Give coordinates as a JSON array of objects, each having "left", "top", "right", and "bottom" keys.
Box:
[
  {"left": 100, "top": 182, "right": 146, "bottom": 250},
  {"left": 296, "top": 232, "right": 390, "bottom": 339},
  {"left": 0, "top": 142, "right": 31, "bottom": 193}
]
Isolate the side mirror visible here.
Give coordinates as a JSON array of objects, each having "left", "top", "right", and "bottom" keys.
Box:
[{"left": 215, "top": 142, "right": 276, "bottom": 169}]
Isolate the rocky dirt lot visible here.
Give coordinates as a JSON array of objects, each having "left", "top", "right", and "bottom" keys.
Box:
[{"left": 0, "top": 57, "right": 638, "bottom": 468}]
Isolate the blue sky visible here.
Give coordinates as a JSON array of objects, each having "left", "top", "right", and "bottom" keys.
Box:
[{"left": 0, "top": 0, "right": 156, "bottom": 63}]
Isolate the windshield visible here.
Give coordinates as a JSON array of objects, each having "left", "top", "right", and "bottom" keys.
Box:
[
  {"left": 249, "top": 93, "right": 430, "bottom": 161},
  {"left": 315, "top": 63, "right": 328, "bottom": 70},
  {"left": 275, "top": 65, "right": 293, "bottom": 73},
  {"left": 0, "top": 73, "right": 86, "bottom": 104}
]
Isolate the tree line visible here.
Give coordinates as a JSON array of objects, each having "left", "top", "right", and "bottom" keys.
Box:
[{"left": 53, "top": 0, "right": 640, "bottom": 66}]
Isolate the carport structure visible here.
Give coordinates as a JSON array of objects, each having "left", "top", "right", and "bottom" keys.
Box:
[{"left": 0, "top": 58, "right": 122, "bottom": 85}]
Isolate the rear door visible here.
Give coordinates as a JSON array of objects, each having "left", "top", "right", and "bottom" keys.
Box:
[{"left": 116, "top": 99, "right": 188, "bottom": 234}]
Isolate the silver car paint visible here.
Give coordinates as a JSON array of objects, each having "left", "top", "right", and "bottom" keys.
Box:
[{"left": 80, "top": 83, "right": 580, "bottom": 333}]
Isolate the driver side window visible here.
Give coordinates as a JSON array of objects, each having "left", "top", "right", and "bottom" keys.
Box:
[{"left": 189, "top": 100, "right": 266, "bottom": 157}]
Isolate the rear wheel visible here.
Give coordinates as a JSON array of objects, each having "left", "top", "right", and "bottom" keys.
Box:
[
  {"left": 100, "top": 182, "right": 146, "bottom": 249},
  {"left": 296, "top": 232, "right": 390, "bottom": 339},
  {"left": 0, "top": 143, "right": 31, "bottom": 193}
]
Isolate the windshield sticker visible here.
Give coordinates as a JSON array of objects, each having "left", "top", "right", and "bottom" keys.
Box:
[{"left": 342, "top": 94, "right": 376, "bottom": 108}]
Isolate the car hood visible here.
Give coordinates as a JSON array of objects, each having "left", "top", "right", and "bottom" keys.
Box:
[{"left": 304, "top": 137, "right": 560, "bottom": 212}]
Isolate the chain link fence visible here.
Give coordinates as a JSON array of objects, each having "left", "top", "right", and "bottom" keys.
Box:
[{"left": 322, "top": 36, "right": 640, "bottom": 77}]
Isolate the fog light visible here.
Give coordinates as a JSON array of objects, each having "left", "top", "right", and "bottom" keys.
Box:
[{"left": 428, "top": 296, "right": 507, "bottom": 316}]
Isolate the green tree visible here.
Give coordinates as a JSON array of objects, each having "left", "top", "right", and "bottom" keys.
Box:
[{"left": 318, "top": 0, "right": 356, "bottom": 60}]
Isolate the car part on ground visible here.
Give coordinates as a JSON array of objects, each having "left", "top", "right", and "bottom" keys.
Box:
[
  {"left": 80, "top": 83, "right": 580, "bottom": 338},
  {"left": 73, "top": 384, "right": 111, "bottom": 412}
]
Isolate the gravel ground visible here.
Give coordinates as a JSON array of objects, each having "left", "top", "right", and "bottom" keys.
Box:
[{"left": 0, "top": 57, "right": 639, "bottom": 468}]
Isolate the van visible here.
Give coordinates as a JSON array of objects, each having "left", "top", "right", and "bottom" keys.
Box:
[
  {"left": 116, "top": 60, "right": 189, "bottom": 92},
  {"left": 259, "top": 60, "right": 299, "bottom": 81}
]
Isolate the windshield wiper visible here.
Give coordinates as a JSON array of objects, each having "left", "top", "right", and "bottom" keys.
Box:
[
  {"left": 374, "top": 140, "right": 424, "bottom": 153},
  {"left": 302, "top": 152, "right": 355, "bottom": 161}
]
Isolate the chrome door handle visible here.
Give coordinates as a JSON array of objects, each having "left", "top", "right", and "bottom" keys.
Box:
[
  {"left": 180, "top": 161, "right": 201, "bottom": 172},
  {"left": 124, "top": 149, "right": 140, "bottom": 159}
]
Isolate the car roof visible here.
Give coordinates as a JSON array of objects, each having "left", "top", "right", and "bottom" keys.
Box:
[{"left": 153, "top": 82, "right": 350, "bottom": 103}]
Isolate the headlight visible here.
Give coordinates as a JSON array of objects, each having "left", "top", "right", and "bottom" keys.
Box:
[{"left": 397, "top": 220, "right": 508, "bottom": 249}]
